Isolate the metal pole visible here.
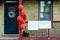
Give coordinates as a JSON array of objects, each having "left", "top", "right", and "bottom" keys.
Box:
[
  {"left": 19, "top": 0, "right": 22, "bottom": 5},
  {"left": 19, "top": 0, "right": 23, "bottom": 40},
  {"left": 48, "top": 29, "right": 50, "bottom": 40}
]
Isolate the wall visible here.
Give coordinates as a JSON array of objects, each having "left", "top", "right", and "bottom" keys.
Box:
[
  {"left": 23, "top": 0, "right": 39, "bottom": 36},
  {"left": 0, "top": 5, "right": 4, "bottom": 36},
  {"left": 53, "top": 1, "right": 60, "bottom": 21},
  {"left": 23, "top": 0, "right": 38, "bottom": 21}
]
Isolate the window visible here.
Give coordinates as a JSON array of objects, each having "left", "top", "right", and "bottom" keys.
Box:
[{"left": 39, "top": 1, "right": 52, "bottom": 21}]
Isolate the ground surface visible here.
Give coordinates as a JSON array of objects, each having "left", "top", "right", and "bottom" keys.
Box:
[{"left": 0, "top": 37, "right": 60, "bottom": 40}]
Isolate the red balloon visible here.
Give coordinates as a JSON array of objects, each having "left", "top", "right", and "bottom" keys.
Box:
[
  {"left": 20, "top": 24, "right": 25, "bottom": 30},
  {"left": 21, "top": 12, "right": 27, "bottom": 20},
  {"left": 20, "top": 20, "right": 25, "bottom": 24},
  {"left": 18, "top": 5, "right": 24, "bottom": 11},
  {"left": 17, "top": 16, "right": 23, "bottom": 22}
]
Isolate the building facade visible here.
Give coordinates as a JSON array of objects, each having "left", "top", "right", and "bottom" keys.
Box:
[{"left": 0, "top": 0, "right": 60, "bottom": 37}]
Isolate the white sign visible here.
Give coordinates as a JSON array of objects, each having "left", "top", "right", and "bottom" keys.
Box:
[
  {"left": 39, "top": 21, "right": 51, "bottom": 29},
  {"left": 28, "top": 21, "right": 38, "bottom": 30},
  {"left": 28, "top": 21, "right": 51, "bottom": 30}
]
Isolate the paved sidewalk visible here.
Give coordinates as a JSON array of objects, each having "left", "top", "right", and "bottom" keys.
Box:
[
  {"left": 0, "top": 37, "right": 18, "bottom": 40},
  {"left": 0, "top": 36, "right": 59, "bottom": 40}
]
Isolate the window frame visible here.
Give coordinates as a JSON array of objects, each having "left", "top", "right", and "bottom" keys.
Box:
[{"left": 38, "top": 0, "right": 53, "bottom": 21}]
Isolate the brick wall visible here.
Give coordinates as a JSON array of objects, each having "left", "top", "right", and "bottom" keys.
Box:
[
  {"left": 0, "top": 5, "right": 4, "bottom": 36},
  {"left": 53, "top": 1, "right": 60, "bottom": 21},
  {"left": 23, "top": 0, "right": 38, "bottom": 21}
]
